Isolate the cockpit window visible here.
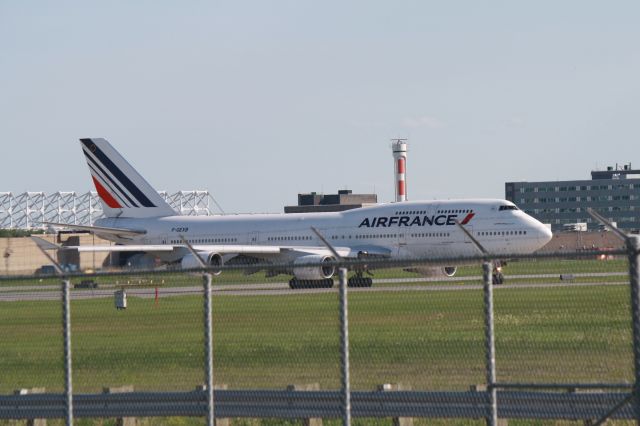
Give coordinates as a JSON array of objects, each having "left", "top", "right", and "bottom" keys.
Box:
[{"left": 499, "top": 205, "right": 519, "bottom": 211}]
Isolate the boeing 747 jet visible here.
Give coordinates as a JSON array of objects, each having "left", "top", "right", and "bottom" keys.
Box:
[{"left": 43, "top": 138, "right": 552, "bottom": 287}]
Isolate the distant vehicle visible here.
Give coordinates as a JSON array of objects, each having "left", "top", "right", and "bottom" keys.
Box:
[
  {"left": 562, "top": 223, "right": 587, "bottom": 232},
  {"left": 35, "top": 264, "right": 57, "bottom": 275},
  {"left": 34, "top": 263, "right": 78, "bottom": 275},
  {"left": 61, "top": 263, "right": 79, "bottom": 273},
  {"left": 74, "top": 279, "right": 98, "bottom": 289},
  {"left": 43, "top": 138, "right": 552, "bottom": 287}
]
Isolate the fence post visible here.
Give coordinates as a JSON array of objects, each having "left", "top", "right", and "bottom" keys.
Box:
[
  {"left": 203, "top": 273, "right": 215, "bottom": 426},
  {"left": 339, "top": 267, "right": 351, "bottom": 426},
  {"left": 14, "top": 388, "right": 47, "bottom": 426},
  {"left": 482, "top": 262, "right": 497, "bottom": 426},
  {"left": 287, "top": 383, "right": 323, "bottom": 426},
  {"left": 62, "top": 279, "right": 73, "bottom": 426},
  {"left": 627, "top": 235, "right": 640, "bottom": 424},
  {"left": 103, "top": 386, "right": 136, "bottom": 426},
  {"left": 377, "top": 383, "right": 413, "bottom": 426},
  {"left": 196, "top": 384, "right": 228, "bottom": 426}
]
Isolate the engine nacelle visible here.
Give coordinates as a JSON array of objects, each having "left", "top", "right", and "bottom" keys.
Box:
[
  {"left": 292, "top": 255, "right": 336, "bottom": 280},
  {"left": 442, "top": 266, "right": 457, "bottom": 277},
  {"left": 181, "top": 252, "right": 223, "bottom": 275},
  {"left": 404, "top": 265, "right": 458, "bottom": 277}
]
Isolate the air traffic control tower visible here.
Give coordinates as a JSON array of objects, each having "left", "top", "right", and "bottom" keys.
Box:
[{"left": 391, "top": 139, "right": 408, "bottom": 202}]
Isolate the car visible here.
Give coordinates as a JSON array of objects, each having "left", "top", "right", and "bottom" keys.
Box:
[
  {"left": 74, "top": 280, "right": 98, "bottom": 289},
  {"left": 34, "top": 263, "right": 80, "bottom": 275},
  {"left": 34, "top": 265, "right": 57, "bottom": 275}
]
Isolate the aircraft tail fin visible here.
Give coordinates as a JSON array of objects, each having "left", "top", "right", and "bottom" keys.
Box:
[{"left": 80, "top": 138, "right": 176, "bottom": 218}]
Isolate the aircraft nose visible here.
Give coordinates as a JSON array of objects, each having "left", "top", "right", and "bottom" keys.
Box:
[{"left": 537, "top": 223, "right": 553, "bottom": 247}]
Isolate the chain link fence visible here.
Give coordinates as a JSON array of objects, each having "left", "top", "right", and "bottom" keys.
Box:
[{"left": 1, "top": 242, "right": 639, "bottom": 425}]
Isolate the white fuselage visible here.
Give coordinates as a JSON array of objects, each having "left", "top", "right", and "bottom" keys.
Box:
[{"left": 95, "top": 199, "right": 552, "bottom": 261}]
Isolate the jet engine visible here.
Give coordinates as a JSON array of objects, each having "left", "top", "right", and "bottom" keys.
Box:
[
  {"left": 292, "top": 255, "right": 336, "bottom": 280},
  {"left": 181, "top": 252, "right": 223, "bottom": 275},
  {"left": 404, "top": 265, "right": 458, "bottom": 277},
  {"left": 442, "top": 266, "right": 457, "bottom": 277}
]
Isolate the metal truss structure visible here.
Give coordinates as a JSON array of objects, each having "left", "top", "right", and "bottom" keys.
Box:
[{"left": 0, "top": 191, "right": 217, "bottom": 229}]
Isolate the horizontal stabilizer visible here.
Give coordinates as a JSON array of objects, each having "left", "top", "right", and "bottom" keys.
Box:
[{"left": 31, "top": 236, "right": 62, "bottom": 251}]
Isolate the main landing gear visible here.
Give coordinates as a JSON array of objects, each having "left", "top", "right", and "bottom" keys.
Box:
[
  {"left": 347, "top": 276, "right": 373, "bottom": 287},
  {"left": 288, "top": 273, "right": 373, "bottom": 289},
  {"left": 289, "top": 278, "right": 334, "bottom": 289}
]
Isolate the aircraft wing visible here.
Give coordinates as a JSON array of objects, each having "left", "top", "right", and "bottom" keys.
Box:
[
  {"left": 42, "top": 222, "right": 146, "bottom": 238},
  {"left": 36, "top": 240, "right": 283, "bottom": 255},
  {"left": 75, "top": 245, "right": 175, "bottom": 252},
  {"left": 32, "top": 237, "right": 175, "bottom": 253},
  {"left": 38, "top": 240, "right": 360, "bottom": 260},
  {"left": 189, "top": 245, "right": 281, "bottom": 254},
  {"left": 34, "top": 234, "right": 382, "bottom": 263},
  {"left": 35, "top": 239, "right": 286, "bottom": 254},
  {"left": 39, "top": 222, "right": 389, "bottom": 259},
  {"left": 346, "top": 245, "right": 393, "bottom": 258},
  {"left": 172, "top": 244, "right": 353, "bottom": 257}
]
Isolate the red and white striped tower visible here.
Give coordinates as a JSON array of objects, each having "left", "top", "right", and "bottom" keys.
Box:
[{"left": 391, "top": 139, "right": 408, "bottom": 202}]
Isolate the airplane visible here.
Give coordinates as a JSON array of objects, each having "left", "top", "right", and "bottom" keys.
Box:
[{"left": 41, "top": 138, "right": 553, "bottom": 288}]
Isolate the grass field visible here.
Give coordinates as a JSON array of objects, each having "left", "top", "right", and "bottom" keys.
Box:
[
  {"left": 0, "top": 257, "right": 635, "bottom": 425},
  {"left": 0, "top": 282, "right": 633, "bottom": 394}
]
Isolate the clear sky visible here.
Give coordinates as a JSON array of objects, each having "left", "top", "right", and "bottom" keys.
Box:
[{"left": 1, "top": 1, "right": 639, "bottom": 213}]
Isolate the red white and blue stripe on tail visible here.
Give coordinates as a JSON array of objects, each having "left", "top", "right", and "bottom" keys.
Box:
[{"left": 80, "top": 138, "right": 176, "bottom": 218}]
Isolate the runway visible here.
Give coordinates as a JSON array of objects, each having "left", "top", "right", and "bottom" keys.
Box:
[{"left": 0, "top": 273, "right": 629, "bottom": 301}]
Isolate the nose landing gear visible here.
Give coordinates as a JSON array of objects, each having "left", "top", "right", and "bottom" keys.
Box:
[{"left": 492, "top": 261, "right": 505, "bottom": 285}]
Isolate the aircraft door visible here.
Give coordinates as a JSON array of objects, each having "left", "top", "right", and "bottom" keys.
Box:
[
  {"left": 397, "top": 230, "right": 409, "bottom": 257},
  {"left": 398, "top": 231, "right": 408, "bottom": 247}
]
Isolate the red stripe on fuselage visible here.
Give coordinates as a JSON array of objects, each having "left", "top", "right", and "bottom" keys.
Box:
[
  {"left": 461, "top": 212, "right": 475, "bottom": 224},
  {"left": 92, "top": 176, "right": 122, "bottom": 208}
]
